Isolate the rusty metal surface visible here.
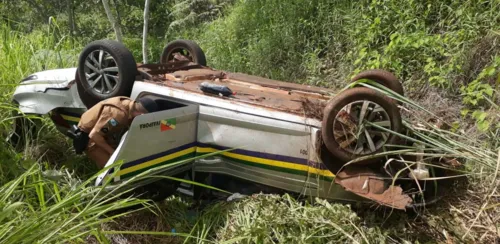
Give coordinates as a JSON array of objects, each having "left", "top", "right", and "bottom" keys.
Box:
[
  {"left": 137, "top": 61, "right": 203, "bottom": 75},
  {"left": 334, "top": 166, "right": 412, "bottom": 210},
  {"left": 170, "top": 69, "right": 225, "bottom": 81},
  {"left": 227, "top": 72, "right": 333, "bottom": 95},
  {"left": 141, "top": 65, "right": 334, "bottom": 117}
]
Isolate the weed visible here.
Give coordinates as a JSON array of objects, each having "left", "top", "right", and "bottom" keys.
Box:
[{"left": 174, "top": 0, "right": 500, "bottom": 133}]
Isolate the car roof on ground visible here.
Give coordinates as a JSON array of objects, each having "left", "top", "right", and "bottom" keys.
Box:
[{"left": 138, "top": 66, "right": 334, "bottom": 119}]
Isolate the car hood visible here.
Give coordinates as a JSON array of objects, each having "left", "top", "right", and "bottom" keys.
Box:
[{"left": 20, "top": 68, "right": 77, "bottom": 85}]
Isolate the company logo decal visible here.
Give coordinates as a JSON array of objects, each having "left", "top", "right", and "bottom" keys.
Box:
[
  {"left": 160, "top": 118, "right": 176, "bottom": 131},
  {"left": 140, "top": 118, "right": 176, "bottom": 131},
  {"left": 139, "top": 121, "right": 160, "bottom": 129}
]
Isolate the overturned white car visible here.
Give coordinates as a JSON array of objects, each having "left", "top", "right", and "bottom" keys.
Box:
[{"left": 10, "top": 39, "right": 444, "bottom": 210}]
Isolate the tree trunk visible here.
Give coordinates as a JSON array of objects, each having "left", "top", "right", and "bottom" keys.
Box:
[
  {"left": 142, "top": 0, "right": 152, "bottom": 64},
  {"left": 67, "top": 0, "right": 76, "bottom": 37},
  {"left": 112, "top": 0, "right": 123, "bottom": 32},
  {"left": 102, "top": 0, "right": 123, "bottom": 43}
]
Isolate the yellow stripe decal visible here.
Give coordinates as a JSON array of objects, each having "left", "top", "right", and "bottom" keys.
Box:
[
  {"left": 61, "top": 114, "right": 80, "bottom": 122},
  {"left": 196, "top": 147, "right": 335, "bottom": 177},
  {"left": 115, "top": 146, "right": 335, "bottom": 178},
  {"left": 116, "top": 147, "right": 196, "bottom": 177}
]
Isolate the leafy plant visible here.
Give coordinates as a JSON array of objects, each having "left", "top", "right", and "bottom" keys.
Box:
[
  {"left": 461, "top": 56, "right": 499, "bottom": 132},
  {"left": 169, "top": 0, "right": 235, "bottom": 30}
]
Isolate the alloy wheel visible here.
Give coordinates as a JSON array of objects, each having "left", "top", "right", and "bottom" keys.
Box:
[
  {"left": 83, "top": 49, "right": 119, "bottom": 95},
  {"left": 333, "top": 100, "right": 392, "bottom": 156}
]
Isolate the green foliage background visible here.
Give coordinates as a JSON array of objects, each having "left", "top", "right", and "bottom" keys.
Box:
[
  {"left": 4, "top": 0, "right": 497, "bottom": 131},
  {"left": 181, "top": 0, "right": 499, "bottom": 132},
  {"left": 0, "top": 0, "right": 499, "bottom": 243}
]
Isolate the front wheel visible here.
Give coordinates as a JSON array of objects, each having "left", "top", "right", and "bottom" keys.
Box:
[
  {"left": 77, "top": 40, "right": 137, "bottom": 108},
  {"left": 321, "top": 87, "right": 402, "bottom": 165},
  {"left": 5, "top": 112, "right": 42, "bottom": 149}
]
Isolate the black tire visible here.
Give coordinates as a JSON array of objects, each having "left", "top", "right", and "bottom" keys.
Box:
[
  {"left": 77, "top": 40, "right": 137, "bottom": 108},
  {"left": 133, "top": 179, "right": 181, "bottom": 201},
  {"left": 74, "top": 68, "right": 97, "bottom": 108},
  {"left": 351, "top": 69, "right": 404, "bottom": 97},
  {"left": 160, "top": 39, "right": 207, "bottom": 66},
  {"left": 6, "top": 112, "right": 42, "bottom": 149},
  {"left": 321, "top": 87, "right": 402, "bottom": 165}
]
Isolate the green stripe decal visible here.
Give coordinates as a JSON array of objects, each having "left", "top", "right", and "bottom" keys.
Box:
[
  {"left": 120, "top": 152, "right": 196, "bottom": 179},
  {"left": 195, "top": 152, "right": 334, "bottom": 181}
]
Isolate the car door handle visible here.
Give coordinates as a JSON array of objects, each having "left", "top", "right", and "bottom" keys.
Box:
[{"left": 196, "top": 157, "right": 223, "bottom": 164}]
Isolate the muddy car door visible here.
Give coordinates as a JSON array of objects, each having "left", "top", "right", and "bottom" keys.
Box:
[
  {"left": 100, "top": 96, "right": 198, "bottom": 183},
  {"left": 195, "top": 105, "right": 321, "bottom": 195}
]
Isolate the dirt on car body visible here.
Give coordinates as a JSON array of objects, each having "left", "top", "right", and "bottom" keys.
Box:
[
  {"left": 138, "top": 62, "right": 334, "bottom": 119},
  {"left": 335, "top": 166, "right": 413, "bottom": 210}
]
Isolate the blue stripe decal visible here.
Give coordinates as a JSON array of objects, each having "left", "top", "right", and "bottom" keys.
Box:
[
  {"left": 108, "top": 141, "right": 326, "bottom": 174},
  {"left": 196, "top": 142, "right": 313, "bottom": 166},
  {"left": 121, "top": 142, "right": 197, "bottom": 169},
  {"left": 107, "top": 142, "right": 196, "bottom": 174}
]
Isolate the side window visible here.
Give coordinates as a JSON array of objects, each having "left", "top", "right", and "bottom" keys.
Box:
[
  {"left": 138, "top": 93, "right": 188, "bottom": 112},
  {"left": 154, "top": 98, "right": 186, "bottom": 111}
]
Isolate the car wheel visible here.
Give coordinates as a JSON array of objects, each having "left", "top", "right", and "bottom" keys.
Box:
[
  {"left": 77, "top": 40, "right": 137, "bottom": 108},
  {"left": 160, "top": 39, "right": 207, "bottom": 66},
  {"left": 321, "top": 87, "right": 402, "bottom": 165},
  {"left": 6, "top": 112, "right": 42, "bottom": 149},
  {"left": 128, "top": 177, "right": 182, "bottom": 202},
  {"left": 351, "top": 69, "right": 404, "bottom": 98}
]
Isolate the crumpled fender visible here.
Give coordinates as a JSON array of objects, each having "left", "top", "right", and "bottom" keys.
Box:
[{"left": 12, "top": 68, "right": 86, "bottom": 114}]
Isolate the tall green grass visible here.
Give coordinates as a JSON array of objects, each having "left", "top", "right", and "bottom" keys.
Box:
[
  {"left": 0, "top": 22, "right": 81, "bottom": 178},
  {"left": 0, "top": 22, "right": 79, "bottom": 86},
  {"left": 211, "top": 194, "right": 386, "bottom": 244},
  {"left": 0, "top": 163, "right": 151, "bottom": 244},
  {"left": 1, "top": 2, "right": 498, "bottom": 241},
  {"left": 0, "top": 23, "right": 152, "bottom": 243},
  {"left": 0, "top": 23, "right": 235, "bottom": 243}
]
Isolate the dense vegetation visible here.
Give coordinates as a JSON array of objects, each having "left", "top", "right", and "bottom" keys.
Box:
[{"left": 0, "top": 0, "right": 498, "bottom": 243}]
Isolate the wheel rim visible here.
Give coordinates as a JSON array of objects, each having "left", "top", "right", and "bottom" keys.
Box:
[
  {"left": 83, "top": 49, "right": 119, "bottom": 94},
  {"left": 333, "top": 100, "right": 392, "bottom": 155},
  {"left": 166, "top": 48, "right": 194, "bottom": 62}
]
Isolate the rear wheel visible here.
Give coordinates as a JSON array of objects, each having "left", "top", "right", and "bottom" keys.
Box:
[
  {"left": 351, "top": 69, "right": 404, "bottom": 98},
  {"left": 77, "top": 40, "right": 137, "bottom": 108},
  {"left": 321, "top": 87, "right": 402, "bottom": 166},
  {"left": 160, "top": 39, "right": 207, "bottom": 66}
]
